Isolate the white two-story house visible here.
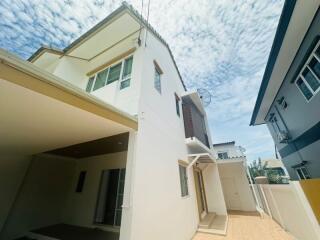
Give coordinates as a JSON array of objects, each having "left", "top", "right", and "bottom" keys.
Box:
[{"left": 0, "top": 2, "right": 229, "bottom": 240}]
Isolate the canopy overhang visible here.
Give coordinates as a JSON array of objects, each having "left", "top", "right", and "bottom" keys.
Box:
[{"left": 0, "top": 49, "right": 137, "bottom": 156}]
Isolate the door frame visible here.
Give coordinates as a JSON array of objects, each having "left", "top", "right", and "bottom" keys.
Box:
[{"left": 193, "top": 166, "right": 208, "bottom": 220}]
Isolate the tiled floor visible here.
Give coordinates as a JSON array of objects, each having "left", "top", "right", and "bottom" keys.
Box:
[{"left": 193, "top": 211, "right": 294, "bottom": 240}]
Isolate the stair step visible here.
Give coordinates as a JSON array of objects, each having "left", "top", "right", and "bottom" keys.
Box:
[{"left": 199, "top": 213, "right": 215, "bottom": 229}]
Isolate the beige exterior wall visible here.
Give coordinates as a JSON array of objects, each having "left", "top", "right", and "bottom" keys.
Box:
[
  {"left": 63, "top": 151, "right": 127, "bottom": 228},
  {"left": 0, "top": 152, "right": 128, "bottom": 239},
  {"left": 218, "top": 162, "right": 256, "bottom": 212},
  {"left": 0, "top": 155, "right": 32, "bottom": 234},
  {"left": 0, "top": 155, "right": 76, "bottom": 239}
]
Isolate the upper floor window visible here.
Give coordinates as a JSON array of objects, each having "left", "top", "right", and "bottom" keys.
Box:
[
  {"left": 218, "top": 152, "right": 228, "bottom": 159},
  {"left": 175, "top": 93, "right": 180, "bottom": 117},
  {"left": 120, "top": 56, "right": 133, "bottom": 90},
  {"left": 86, "top": 55, "right": 133, "bottom": 93},
  {"left": 153, "top": 60, "right": 163, "bottom": 94},
  {"left": 295, "top": 166, "right": 311, "bottom": 180},
  {"left": 295, "top": 41, "right": 320, "bottom": 101}
]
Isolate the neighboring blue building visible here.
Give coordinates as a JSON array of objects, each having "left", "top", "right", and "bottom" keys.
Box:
[{"left": 250, "top": 0, "right": 320, "bottom": 181}]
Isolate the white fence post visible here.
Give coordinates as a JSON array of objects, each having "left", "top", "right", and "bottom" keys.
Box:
[{"left": 259, "top": 185, "right": 272, "bottom": 218}]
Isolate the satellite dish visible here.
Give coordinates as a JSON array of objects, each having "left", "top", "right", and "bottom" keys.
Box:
[{"left": 197, "top": 88, "right": 212, "bottom": 107}]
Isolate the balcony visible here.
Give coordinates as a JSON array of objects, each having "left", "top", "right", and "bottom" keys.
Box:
[{"left": 182, "top": 91, "right": 211, "bottom": 154}]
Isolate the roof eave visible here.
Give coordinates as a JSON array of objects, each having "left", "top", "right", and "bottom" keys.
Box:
[{"left": 250, "top": 0, "right": 297, "bottom": 126}]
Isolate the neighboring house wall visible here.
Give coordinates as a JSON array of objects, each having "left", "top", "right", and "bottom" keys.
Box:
[
  {"left": 265, "top": 10, "right": 320, "bottom": 180},
  {"left": 128, "top": 31, "right": 199, "bottom": 240},
  {"left": 213, "top": 143, "right": 244, "bottom": 159}
]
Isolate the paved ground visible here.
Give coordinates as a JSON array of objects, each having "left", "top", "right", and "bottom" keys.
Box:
[{"left": 193, "top": 211, "right": 294, "bottom": 240}]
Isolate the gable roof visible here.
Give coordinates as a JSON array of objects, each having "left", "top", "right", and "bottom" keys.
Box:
[{"left": 28, "top": 2, "right": 186, "bottom": 90}]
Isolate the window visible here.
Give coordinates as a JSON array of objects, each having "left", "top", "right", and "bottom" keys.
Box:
[
  {"left": 153, "top": 61, "right": 163, "bottom": 94},
  {"left": 107, "top": 62, "right": 122, "bottom": 84},
  {"left": 179, "top": 164, "right": 189, "bottom": 197},
  {"left": 86, "top": 55, "right": 133, "bottom": 92},
  {"left": 86, "top": 76, "right": 95, "bottom": 92},
  {"left": 295, "top": 42, "right": 320, "bottom": 101},
  {"left": 120, "top": 56, "right": 133, "bottom": 90},
  {"left": 175, "top": 93, "right": 180, "bottom": 117},
  {"left": 295, "top": 166, "right": 311, "bottom": 180},
  {"left": 154, "top": 68, "right": 161, "bottom": 93},
  {"left": 75, "top": 171, "right": 86, "bottom": 193},
  {"left": 217, "top": 152, "right": 228, "bottom": 159},
  {"left": 93, "top": 68, "right": 108, "bottom": 91}
]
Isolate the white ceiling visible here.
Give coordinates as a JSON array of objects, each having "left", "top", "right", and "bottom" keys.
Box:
[{"left": 0, "top": 79, "right": 130, "bottom": 155}]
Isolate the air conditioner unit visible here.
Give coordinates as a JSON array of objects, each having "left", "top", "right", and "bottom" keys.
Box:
[{"left": 277, "top": 131, "right": 291, "bottom": 143}]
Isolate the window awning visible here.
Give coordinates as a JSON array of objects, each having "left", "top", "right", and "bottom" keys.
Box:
[{"left": 187, "top": 153, "right": 216, "bottom": 168}]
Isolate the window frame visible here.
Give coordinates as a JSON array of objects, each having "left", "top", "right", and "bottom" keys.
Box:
[
  {"left": 295, "top": 40, "right": 320, "bottom": 102},
  {"left": 295, "top": 166, "right": 311, "bottom": 180},
  {"left": 119, "top": 56, "right": 133, "bottom": 90},
  {"left": 178, "top": 163, "right": 189, "bottom": 197},
  {"left": 86, "top": 54, "right": 134, "bottom": 92},
  {"left": 175, "top": 93, "right": 180, "bottom": 117},
  {"left": 153, "top": 60, "right": 163, "bottom": 94},
  {"left": 217, "top": 152, "right": 229, "bottom": 159}
]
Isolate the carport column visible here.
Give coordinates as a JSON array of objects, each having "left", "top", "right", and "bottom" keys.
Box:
[{"left": 120, "top": 130, "right": 137, "bottom": 240}]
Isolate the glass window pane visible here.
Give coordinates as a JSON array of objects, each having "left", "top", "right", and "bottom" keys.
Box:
[
  {"left": 93, "top": 69, "right": 108, "bottom": 91},
  {"left": 123, "top": 56, "right": 133, "bottom": 78},
  {"left": 120, "top": 79, "right": 130, "bottom": 90},
  {"left": 179, "top": 165, "right": 188, "bottom": 196},
  {"left": 86, "top": 76, "right": 95, "bottom": 92},
  {"left": 296, "top": 169, "right": 304, "bottom": 180},
  {"left": 302, "top": 68, "right": 320, "bottom": 92},
  {"left": 154, "top": 69, "right": 161, "bottom": 93},
  {"left": 296, "top": 78, "right": 313, "bottom": 100},
  {"left": 301, "top": 167, "right": 311, "bottom": 179},
  {"left": 309, "top": 57, "right": 320, "bottom": 80},
  {"left": 316, "top": 45, "right": 320, "bottom": 58},
  {"left": 107, "top": 63, "right": 122, "bottom": 84}
]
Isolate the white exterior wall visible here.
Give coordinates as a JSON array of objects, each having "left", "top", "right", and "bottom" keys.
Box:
[
  {"left": 218, "top": 162, "right": 256, "bottom": 211},
  {"left": 213, "top": 143, "right": 244, "bottom": 158},
  {"left": 126, "top": 31, "right": 199, "bottom": 240}
]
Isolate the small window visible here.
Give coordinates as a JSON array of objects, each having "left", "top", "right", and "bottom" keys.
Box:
[
  {"left": 120, "top": 56, "right": 133, "bottom": 90},
  {"left": 86, "top": 76, "right": 95, "bottom": 92},
  {"left": 154, "top": 68, "right": 161, "bottom": 93},
  {"left": 93, "top": 68, "right": 108, "bottom": 91},
  {"left": 295, "top": 167, "right": 311, "bottom": 180},
  {"left": 179, "top": 164, "right": 189, "bottom": 197},
  {"left": 175, "top": 93, "right": 180, "bottom": 117},
  {"left": 218, "top": 152, "right": 228, "bottom": 159},
  {"left": 295, "top": 40, "right": 320, "bottom": 101},
  {"left": 76, "top": 171, "right": 87, "bottom": 193},
  {"left": 107, "top": 62, "right": 122, "bottom": 84}
]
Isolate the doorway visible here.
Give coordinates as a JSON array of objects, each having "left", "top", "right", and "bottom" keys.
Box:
[
  {"left": 221, "top": 177, "right": 241, "bottom": 210},
  {"left": 94, "top": 168, "right": 125, "bottom": 226},
  {"left": 193, "top": 167, "right": 208, "bottom": 219}
]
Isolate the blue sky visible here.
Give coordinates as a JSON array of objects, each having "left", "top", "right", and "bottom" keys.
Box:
[{"left": 0, "top": 0, "right": 284, "bottom": 162}]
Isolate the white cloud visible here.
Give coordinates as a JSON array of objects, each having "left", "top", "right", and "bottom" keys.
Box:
[{"left": 0, "top": 0, "right": 284, "bottom": 160}]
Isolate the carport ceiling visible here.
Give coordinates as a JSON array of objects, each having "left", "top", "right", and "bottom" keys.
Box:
[
  {"left": 0, "top": 79, "right": 131, "bottom": 155},
  {"left": 46, "top": 132, "right": 129, "bottom": 158}
]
